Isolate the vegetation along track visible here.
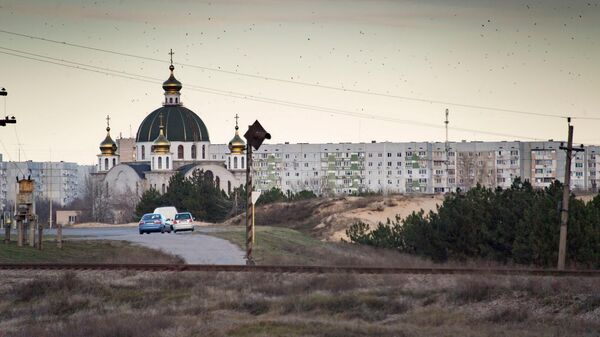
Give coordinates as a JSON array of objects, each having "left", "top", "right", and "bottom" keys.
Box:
[{"left": 0, "top": 263, "right": 599, "bottom": 276}]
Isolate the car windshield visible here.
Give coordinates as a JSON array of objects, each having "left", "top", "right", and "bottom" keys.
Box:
[
  {"left": 142, "top": 214, "right": 161, "bottom": 221},
  {"left": 175, "top": 213, "right": 191, "bottom": 220}
]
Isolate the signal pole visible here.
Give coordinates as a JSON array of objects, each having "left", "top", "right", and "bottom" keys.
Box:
[{"left": 557, "top": 117, "right": 584, "bottom": 270}]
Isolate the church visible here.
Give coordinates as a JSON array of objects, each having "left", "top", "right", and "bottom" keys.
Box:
[{"left": 94, "top": 61, "right": 247, "bottom": 198}]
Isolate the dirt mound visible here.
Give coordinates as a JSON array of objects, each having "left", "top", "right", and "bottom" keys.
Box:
[{"left": 225, "top": 195, "right": 443, "bottom": 242}]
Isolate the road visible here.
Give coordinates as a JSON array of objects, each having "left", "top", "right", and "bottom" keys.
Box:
[{"left": 39, "top": 227, "right": 246, "bottom": 265}]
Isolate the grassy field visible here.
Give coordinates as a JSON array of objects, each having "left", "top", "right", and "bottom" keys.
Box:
[
  {"left": 0, "top": 240, "right": 183, "bottom": 264},
  {"left": 0, "top": 270, "right": 598, "bottom": 337}
]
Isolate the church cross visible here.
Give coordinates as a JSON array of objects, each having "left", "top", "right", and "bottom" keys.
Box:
[
  {"left": 106, "top": 115, "right": 111, "bottom": 128},
  {"left": 234, "top": 114, "right": 239, "bottom": 130},
  {"left": 169, "top": 49, "right": 174, "bottom": 65}
]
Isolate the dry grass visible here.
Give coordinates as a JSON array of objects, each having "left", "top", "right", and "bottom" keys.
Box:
[{"left": 1, "top": 271, "right": 599, "bottom": 337}]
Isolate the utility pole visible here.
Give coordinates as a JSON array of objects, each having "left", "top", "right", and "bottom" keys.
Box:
[
  {"left": 243, "top": 120, "right": 271, "bottom": 265},
  {"left": 557, "top": 117, "right": 584, "bottom": 270},
  {"left": 0, "top": 88, "right": 17, "bottom": 126},
  {"left": 444, "top": 108, "right": 450, "bottom": 192}
]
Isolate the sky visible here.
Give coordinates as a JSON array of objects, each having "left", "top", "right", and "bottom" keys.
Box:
[{"left": 0, "top": 0, "right": 599, "bottom": 165}]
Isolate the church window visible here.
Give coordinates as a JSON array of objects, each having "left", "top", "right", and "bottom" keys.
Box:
[
  {"left": 141, "top": 146, "right": 145, "bottom": 160},
  {"left": 162, "top": 184, "right": 165, "bottom": 194},
  {"left": 175, "top": 97, "right": 178, "bottom": 103},
  {"left": 202, "top": 145, "right": 206, "bottom": 159},
  {"left": 104, "top": 158, "right": 109, "bottom": 171},
  {"left": 228, "top": 157, "right": 231, "bottom": 169},
  {"left": 158, "top": 157, "right": 162, "bottom": 169},
  {"left": 241, "top": 157, "right": 245, "bottom": 169},
  {"left": 112, "top": 158, "right": 116, "bottom": 167},
  {"left": 166, "top": 157, "right": 169, "bottom": 169},
  {"left": 169, "top": 97, "right": 173, "bottom": 104},
  {"left": 234, "top": 157, "right": 238, "bottom": 169},
  {"left": 191, "top": 145, "right": 197, "bottom": 159},
  {"left": 178, "top": 145, "right": 184, "bottom": 159},
  {"left": 228, "top": 181, "right": 231, "bottom": 194}
]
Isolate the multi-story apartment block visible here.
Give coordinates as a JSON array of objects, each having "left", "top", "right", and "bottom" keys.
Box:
[
  {"left": 210, "top": 140, "right": 600, "bottom": 196},
  {"left": 4, "top": 161, "right": 92, "bottom": 208}
]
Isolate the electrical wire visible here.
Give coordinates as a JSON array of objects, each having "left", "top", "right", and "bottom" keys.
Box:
[
  {"left": 1, "top": 29, "right": 596, "bottom": 121},
  {"left": 0, "top": 48, "right": 545, "bottom": 141}
]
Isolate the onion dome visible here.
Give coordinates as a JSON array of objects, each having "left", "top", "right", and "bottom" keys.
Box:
[
  {"left": 99, "top": 116, "right": 117, "bottom": 156},
  {"left": 152, "top": 114, "right": 171, "bottom": 154},
  {"left": 162, "top": 64, "right": 182, "bottom": 93},
  {"left": 228, "top": 114, "right": 246, "bottom": 154}
]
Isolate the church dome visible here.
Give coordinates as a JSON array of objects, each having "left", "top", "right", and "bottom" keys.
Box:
[
  {"left": 228, "top": 115, "right": 245, "bottom": 154},
  {"left": 99, "top": 117, "right": 117, "bottom": 155},
  {"left": 136, "top": 106, "right": 210, "bottom": 143},
  {"left": 152, "top": 122, "right": 171, "bottom": 154},
  {"left": 162, "top": 65, "right": 182, "bottom": 93}
]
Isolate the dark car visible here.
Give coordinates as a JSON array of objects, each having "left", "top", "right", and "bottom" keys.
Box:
[{"left": 138, "top": 213, "right": 171, "bottom": 234}]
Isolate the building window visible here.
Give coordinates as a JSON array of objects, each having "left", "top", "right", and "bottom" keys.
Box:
[
  {"left": 202, "top": 145, "right": 206, "bottom": 159},
  {"left": 166, "top": 157, "right": 169, "bottom": 169},
  {"left": 169, "top": 97, "right": 173, "bottom": 103},
  {"left": 234, "top": 157, "right": 238, "bottom": 169},
  {"left": 141, "top": 145, "right": 145, "bottom": 160},
  {"left": 241, "top": 157, "right": 245, "bottom": 169},
  {"left": 104, "top": 158, "right": 109, "bottom": 171},
  {"left": 228, "top": 157, "right": 231, "bottom": 169},
  {"left": 112, "top": 158, "right": 116, "bottom": 167},
  {"left": 178, "top": 145, "right": 184, "bottom": 159},
  {"left": 175, "top": 97, "right": 178, "bottom": 103},
  {"left": 191, "top": 145, "right": 197, "bottom": 159},
  {"left": 158, "top": 157, "right": 162, "bottom": 169},
  {"left": 162, "top": 183, "right": 165, "bottom": 194}
]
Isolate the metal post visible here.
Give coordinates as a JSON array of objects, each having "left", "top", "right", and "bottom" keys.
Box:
[
  {"left": 246, "top": 146, "right": 254, "bottom": 265},
  {"left": 57, "top": 223, "right": 63, "bottom": 249},
  {"left": 252, "top": 203, "right": 255, "bottom": 244}
]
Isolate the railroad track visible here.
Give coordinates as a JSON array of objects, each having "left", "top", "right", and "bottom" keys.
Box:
[{"left": 0, "top": 263, "right": 599, "bottom": 276}]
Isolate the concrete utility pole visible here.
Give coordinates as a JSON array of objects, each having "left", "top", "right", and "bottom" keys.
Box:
[
  {"left": 243, "top": 120, "right": 271, "bottom": 265},
  {"left": 557, "top": 117, "right": 584, "bottom": 270}
]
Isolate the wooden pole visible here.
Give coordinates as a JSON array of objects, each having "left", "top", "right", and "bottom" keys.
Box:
[
  {"left": 37, "top": 221, "right": 43, "bottom": 250},
  {"left": 4, "top": 222, "right": 9, "bottom": 244},
  {"left": 558, "top": 122, "right": 575, "bottom": 270},
  {"left": 57, "top": 223, "right": 63, "bottom": 249}
]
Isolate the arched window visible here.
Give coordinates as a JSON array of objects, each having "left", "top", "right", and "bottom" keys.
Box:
[
  {"left": 169, "top": 97, "right": 173, "bottom": 103},
  {"left": 191, "top": 145, "right": 197, "bottom": 159},
  {"left": 166, "top": 157, "right": 169, "bottom": 169},
  {"left": 141, "top": 145, "right": 145, "bottom": 160},
  {"left": 175, "top": 97, "right": 178, "bottom": 103},
  {"left": 228, "top": 181, "right": 231, "bottom": 195},
  {"left": 158, "top": 156, "right": 162, "bottom": 169},
  {"left": 162, "top": 183, "right": 166, "bottom": 194},
  {"left": 228, "top": 157, "right": 231, "bottom": 169},
  {"left": 112, "top": 158, "right": 116, "bottom": 167},
  {"left": 178, "top": 145, "right": 184, "bottom": 159},
  {"left": 104, "top": 158, "right": 109, "bottom": 171},
  {"left": 234, "top": 157, "right": 238, "bottom": 169},
  {"left": 241, "top": 157, "right": 245, "bottom": 169},
  {"left": 202, "top": 145, "right": 205, "bottom": 159},
  {"left": 205, "top": 170, "right": 213, "bottom": 181}
]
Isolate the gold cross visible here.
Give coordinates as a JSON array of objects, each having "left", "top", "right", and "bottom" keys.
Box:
[
  {"left": 234, "top": 114, "right": 239, "bottom": 130},
  {"left": 169, "top": 49, "right": 174, "bottom": 65},
  {"left": 106, "top": 115, "right": 110, "bottom": 128}
]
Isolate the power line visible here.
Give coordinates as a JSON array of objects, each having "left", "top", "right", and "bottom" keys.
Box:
[
  {"left": 0, "top": 48, "right": 546, "bottom": 141},
  {"left": 2, "top": 29, "right": 596, "bottom": 121}
]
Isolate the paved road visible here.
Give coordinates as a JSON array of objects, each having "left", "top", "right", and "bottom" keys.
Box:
[{"left": 38, "top": 227, "right": 246, "bottom": 265}]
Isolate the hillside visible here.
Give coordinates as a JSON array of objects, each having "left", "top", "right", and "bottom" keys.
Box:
[{"left": 224, "top": 194, "right": 443, "bottom": 242}]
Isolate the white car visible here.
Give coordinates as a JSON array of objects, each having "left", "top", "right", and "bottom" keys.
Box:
[
  {"left": 172, "top": 212, "right": 195, "bottom": 233},
  {"left": 153, "top": 206, "right": 178, "bottom": 230}
]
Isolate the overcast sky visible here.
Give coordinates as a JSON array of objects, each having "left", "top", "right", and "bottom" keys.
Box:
[{"left": 0, "top": 0, "right": 599, "bottom": 165}]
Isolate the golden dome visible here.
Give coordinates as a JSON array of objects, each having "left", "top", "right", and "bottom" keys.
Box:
[
  {"left": 99, "top": 116, "right": 117, "bottom": 156},
  {"left": 228, "top": 114, "right": 246, "bottom": 154},
  {"left": 152, "top": 114, "right": 171, "bottom": 154},
  {"left": 162, "top": 64, "right": 182, "bottom": 93}
]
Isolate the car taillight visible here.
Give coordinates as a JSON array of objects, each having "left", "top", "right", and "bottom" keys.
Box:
[{"left": 173, "top": 220, "right": 178, "bottom": 224}]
